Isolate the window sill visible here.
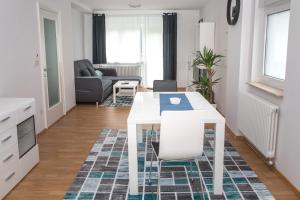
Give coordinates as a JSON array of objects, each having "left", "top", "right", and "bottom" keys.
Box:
[{"left": 248, "top": 82, "right": 284, "bottom": 97}]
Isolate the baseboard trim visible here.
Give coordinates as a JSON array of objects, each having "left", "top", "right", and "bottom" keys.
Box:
[
  {"left": 177, "top": 87, "right": 186, "bottom": 91},
  {"left": 271, "top": 168, "right": 300, "bottom": 198},
  {"left": 226, "top": 126, "right": 300, "bottom": 197},
  {"left": 226, "top": 126, "right": 244, "bottom": 140},
  {"left": 66, "top": 104, "right": 77, "bottom": 114},
  {"left": 37, "top": 104, "right": 77, "bottom": 136},
  {"left": 37, "top": 128, "right": 47, "bottom": 136}
]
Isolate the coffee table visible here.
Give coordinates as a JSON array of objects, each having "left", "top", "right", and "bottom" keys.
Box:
[{"left": 113, "top": 81, "right": 139, "bottom": 104}]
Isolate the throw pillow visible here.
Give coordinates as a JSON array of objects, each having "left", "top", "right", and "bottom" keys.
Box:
[
  {"left": 81, "top": 69, "right": 91, "bottom": 76},
  {"left": 95, "top": 70, "right": 103, "bottom": 78},
  {"left": 87, "top": 67, "right": 97, "bottom": 76}
]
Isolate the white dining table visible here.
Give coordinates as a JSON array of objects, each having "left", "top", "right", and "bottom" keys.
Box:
[{"left": 127, "top": 92, "right": 225, "bottom": 195}]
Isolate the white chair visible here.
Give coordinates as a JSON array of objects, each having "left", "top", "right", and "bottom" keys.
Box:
[{"left": 148, "top": 110, "right": 206, "bottom": 200}]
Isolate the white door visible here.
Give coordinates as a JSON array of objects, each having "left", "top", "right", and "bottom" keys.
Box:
[{"left": 39, "top": 9, "right": 64, "bottom": 127}]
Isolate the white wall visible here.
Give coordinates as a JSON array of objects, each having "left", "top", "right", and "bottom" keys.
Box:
[
  {"left": 83, "top": 14, "right": 93, "bottom": 62},
  {"left": 276, "top": 0, "right": 300, "bottom": 190},
  {"left": 176, "top": 10, "right": 200, "bottom": 87},
  {"left": 72, "top": 8, "right": 84, "bottom": 60},
  {"left": 200, "top": 1, "right": 228, "bottom": 114},
  {"left": 199, "top": 0, "right": 243, "bottom": 133},
  {"left": 232, "top": 0, "right": 300, "bottom": 190},
  {"left": 0, "top": 0, "right": 76, "bottom": 133},
  {"left": 200, "top": 0, "right": 300, "bottom": 190}
]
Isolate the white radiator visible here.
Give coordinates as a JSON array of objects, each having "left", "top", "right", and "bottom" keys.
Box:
[
  {"left": 96, "top": 63, "right": 142, "bottom": 76},
  {"left": 238, "top": 92, "right": 279, "bottom": 159}
]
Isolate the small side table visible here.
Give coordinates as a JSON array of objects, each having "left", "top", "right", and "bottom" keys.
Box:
[{"left": 113, "top": 81, "right": 139, "bottom": 104}]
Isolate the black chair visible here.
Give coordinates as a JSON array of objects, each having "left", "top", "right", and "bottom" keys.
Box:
[
  {"left": 150, "top": 80, "right": 177, "bottom": 146},
  {"left": 153, "top": 80, "right": 177, "bottom": 92}
]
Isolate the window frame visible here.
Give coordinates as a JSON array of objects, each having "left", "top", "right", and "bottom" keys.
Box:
[{"left": 259, "top": 2, "right": 290, "bottom": 88}]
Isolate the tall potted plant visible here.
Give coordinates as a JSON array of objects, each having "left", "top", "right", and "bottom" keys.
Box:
[{"left": 192, "top": 47, "right": 223, "bottom": 104}]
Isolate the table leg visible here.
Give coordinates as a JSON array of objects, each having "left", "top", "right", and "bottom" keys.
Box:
[
  {"left": 133, "top": 86, "right": 136, "bottom": 96},
  {"left": 128, "top": 123, "right": 139, "bottom": 195},
  {"left": 137, "top": 124, "right": 143, "bottom": 143},
  {"left": 113, "top": 86, "right": 116, "bottom": 104},
  {"left": 213, "top": 121, "right": 225, "bottom": 195}
]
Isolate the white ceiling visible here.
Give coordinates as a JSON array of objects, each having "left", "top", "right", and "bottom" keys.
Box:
[{"left": 75, "top": 0, "right": 209, "bottom": 10}]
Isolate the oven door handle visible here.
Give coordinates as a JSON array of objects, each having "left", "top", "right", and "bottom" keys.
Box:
[
  {"left": 1, "top": 135, "right": 12, "bottom": 143},
  {"left": 24, "top": 105, "right": 32, "bottom": 111},
  {"left": 0, "top": 116, "right": 10, "bottom": 123},
  {"left": 5, "top": 172, "right": 15, "bottom": 182},
  {"left": 3, "top": 154, "right": 14, "bottom": 163}
]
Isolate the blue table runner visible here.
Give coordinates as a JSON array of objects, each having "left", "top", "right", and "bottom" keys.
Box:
[{"left": 159, "top": 93, "right": 194, "bottom": 115}]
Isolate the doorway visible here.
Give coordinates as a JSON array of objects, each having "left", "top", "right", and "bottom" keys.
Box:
[{"left": 39, "top": 9, "right": 64, "bottom": 127}]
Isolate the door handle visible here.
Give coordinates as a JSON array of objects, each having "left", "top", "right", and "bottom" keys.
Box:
[{"left": 43, "top": 68, "right": 47, "bottom": 77}]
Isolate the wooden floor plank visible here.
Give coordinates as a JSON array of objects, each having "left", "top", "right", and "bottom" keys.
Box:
[{"left": 4, "top": 105, "right": 300, "bottom": 200}]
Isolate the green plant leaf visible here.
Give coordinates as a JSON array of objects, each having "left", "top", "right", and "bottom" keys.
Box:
[{"left": 191, "top": 46, "right": 223, "bottom": 103}]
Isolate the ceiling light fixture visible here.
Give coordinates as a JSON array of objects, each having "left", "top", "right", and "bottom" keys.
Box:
[{"left": 128, "top": 2, "right": 141, "bottom": 8}]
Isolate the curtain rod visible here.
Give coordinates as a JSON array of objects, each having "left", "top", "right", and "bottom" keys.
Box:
[
  {"left": 93, "top": 10, "right": 179, "bottom": 15},
  {"left": 82, "top": 12, "right": 167, "bottom": 16},
  {"left": 163, "top": 13, "right": 177, "bottom": 15}
]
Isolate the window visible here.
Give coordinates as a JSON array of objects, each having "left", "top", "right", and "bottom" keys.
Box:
[
  {"left": 143, "top": 16, "right": 163, "bottom": 88},
  {"left": 105, "top": 15, "right": 163, "bottom": 87},
  {"left": 106, "top": 16, "right": 141, "bottom": 63},
  {"left": 264, "top": 10, "right": 290, "bottom": 80},
  {"left": 251, "top": 1, "right": 291, "bottom": 90}
]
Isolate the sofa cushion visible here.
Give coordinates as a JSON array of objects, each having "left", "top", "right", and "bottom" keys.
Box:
[
  {"left": 87, "top": 67, "right": 97, "bottom": 76},
  {"left": 81, "top": 69, "right": 91, "bottom": 76},
  {"left": 83, "top": 60, "right": 97, "bottom": 76},
  {"left": 97, "top": 68, "right": 118, "bottom": 76},
  {"left": 102, "top": 75, "right": 142, "bottom": 83},
  {"left": 103, "top": 84, "right": 113, "bottom": 101},
  {"left": 74, "top": 59, "right": 97, "bottom": 77}
]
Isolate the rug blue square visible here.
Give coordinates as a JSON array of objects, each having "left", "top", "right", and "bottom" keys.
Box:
[
  {"left": 64, "top": 128, "right": 274, "bottom": 200},
  {"left": 101, "top": 95, "right": 133, "bottom": 107}
]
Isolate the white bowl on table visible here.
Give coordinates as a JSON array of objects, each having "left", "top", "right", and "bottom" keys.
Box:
[{"left": 170, "top": 97, "right": 181, "bottom": 105}]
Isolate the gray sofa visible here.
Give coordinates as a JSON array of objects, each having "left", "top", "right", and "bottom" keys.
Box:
[{"left": 74, "top": 59, "right": 142, "bottom": 104}]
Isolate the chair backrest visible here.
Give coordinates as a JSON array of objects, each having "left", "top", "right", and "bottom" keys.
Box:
[
  {"left": 158, "top": 110, "right": 205, "bottom": 160},
  {"left": 153, "top": 80, "right": 177, "bottom": 92}
]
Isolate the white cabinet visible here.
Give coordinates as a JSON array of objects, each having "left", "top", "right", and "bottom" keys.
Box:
[
  {"left": 0, "top": 112, "right": 17, "bottom": 134},
  {"left": 0, "top": 127, "right": 18, "bottom": 153},
  {"left": 199, "top": 22, "right": 215, "bottom": 51},
  {"left": 0, "top": 98, "right": 39, "bottom": 199}
]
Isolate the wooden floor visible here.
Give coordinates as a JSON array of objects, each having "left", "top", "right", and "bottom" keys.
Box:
[{"left": 5, "top": 105, "right": 300, "bottom": 200}]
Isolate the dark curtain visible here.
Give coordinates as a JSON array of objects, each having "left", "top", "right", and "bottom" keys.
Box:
[
  {"left": 93, "top": 14, "right": 107, "bottom": 64},
  {"left": 163, "top": 13, "right": 177, "bottom": 80}
]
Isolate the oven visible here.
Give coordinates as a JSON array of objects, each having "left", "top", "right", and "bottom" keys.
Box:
[{"left": 17, "top": 116, "right": 36, "bottom": 158}]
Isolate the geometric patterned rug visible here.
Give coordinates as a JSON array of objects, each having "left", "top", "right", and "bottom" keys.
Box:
[
  {"left": 64, "top": 129, "right": 274, "bottom": 200},
  {"left": 101, "top": 95, "right": 133, "bottom": 107}
]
